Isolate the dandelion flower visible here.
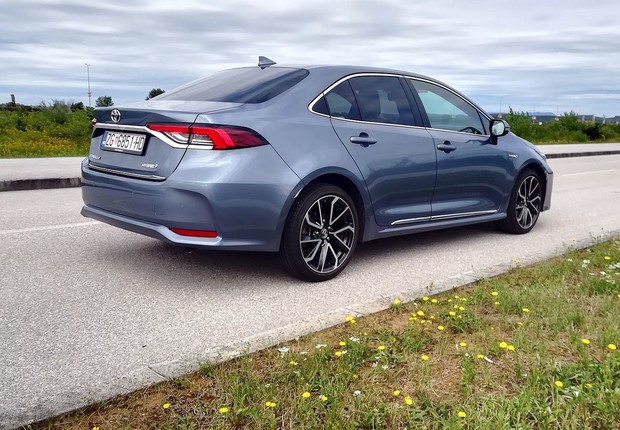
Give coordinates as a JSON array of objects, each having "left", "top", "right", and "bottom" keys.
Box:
[
  {"left": 554, "top": 381, "right": 564, "bottom": 388},
  {"left": 339, "top": 341, "right": 346, "bottom": 346},
  {"left": 421, "top": 354, "right": 429, "bottom": 361},
  {"left": 345, "top": 316, "right": 355, "bottom": 322},
  {"left": 163, "top": 403, "right": 170, "bottom": 409},
  {"left": 581, "top": 339, "right": 590, "bottom": 345},
  {"left": 352, "top": 374, "right": 358, "bottom": 379},
  {"left": 423, "top": 296, "right": 430, "bottom": 301},
  {"left": 608, "top": 344, "right": 617, "bottom": 350},
  {"left": 517, "top": 322, "right": 523, "bottom": 326},
  {"left": 522, "top": 308, "right": 530, "bottom": 313},
  {"left": 585, "top": 383, "right": 593, "bottom": 389},
  {"left": 449, "top": 311, "right": 456, "bottom": 316},
  {"left": 93, "top": 427, "right": 99, "bottom": 430},
  {"left": 459, "top": 342, "right": 467, "bottom": 347},
  {"left": 459, "top": 306, "right": 465, "bottom": 311},
  {"left": 378, "top": 345, "right": 386, "bottom": 351},
  {"left": 334, "top": 351, "right": 342, "bottom": 357},
  {"left": 437, "top": 325, "right": 445, "bottom": 331},
  {"left": 393, "top": 390, "right": 401, "bottom": 396},
  {"left": 476, "top": 354, "right": 484, "bottom": 359},
  {"left": 431, "top": 298, "right": 438, "bottom": 304},
  {"left": 499, "top": 342, "right": 508, "bottom": 349},
  {"left": 302, "top": 391, "right": 311, "bottom": 398},
  {"left": 405, "top": 396, "right": 413, "bottom": 405},
  {"left": 507, "top": 345, "right": 516, "bottom": 351},
  {"left": 457, "top": 411, "right": 467, "bottom": 418},
  {"left": 320, "top": 395, "right": 328, "bottom": 402},
  {"left": 393, "top": 298, "right": 402, "bottom": 305},
  {"left": 604, "top": 256, "right": 611, "bottom": 260},
  {"left": 265, "top": 401, "right": 277, "bottom": 408},
  {"left": 219, "top": 407, "right": 229, "bottom": 414},
  {"left": 491, "top": 291, "right": 499, "bottom": 296},
  {"left": 417, "top": 310, "right": 425, "bottom": 317}
]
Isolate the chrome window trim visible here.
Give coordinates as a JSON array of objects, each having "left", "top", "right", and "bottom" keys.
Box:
[
  {"left": 93, "top": 123, "right": 215, "bottom": 150},
  {"left": 391, "top": 209, "right": 498, "bottom": 226},
  {"left": 308, "top": 72, "right": 491, "bottom": 137},
  {"left": 87, "top": 162, "right": 166, "bottom": 181}
]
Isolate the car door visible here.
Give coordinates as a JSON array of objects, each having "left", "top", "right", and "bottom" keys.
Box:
[
  {"left": 407, "top": 78, "right": 515, "bottom": 219},
  {"left": 315, "top": 75, "right": 437, "bottom": 227}
]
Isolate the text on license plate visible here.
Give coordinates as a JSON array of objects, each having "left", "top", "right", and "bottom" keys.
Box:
[{"left": 101, "top": 131, "right": 146, "bottom": 155}]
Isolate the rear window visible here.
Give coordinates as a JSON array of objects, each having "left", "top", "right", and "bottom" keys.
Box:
[{"left": 158, "top": 67, "right": 309, "bottom": 103}]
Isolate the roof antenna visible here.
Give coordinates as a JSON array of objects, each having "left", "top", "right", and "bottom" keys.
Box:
[{"left": 258, "top": 56, "right": 276, "bottom": 69}]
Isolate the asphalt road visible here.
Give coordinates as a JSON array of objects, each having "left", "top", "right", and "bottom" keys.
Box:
[{"left": 1, "top": 155, "right": 620, "bottom": 428}]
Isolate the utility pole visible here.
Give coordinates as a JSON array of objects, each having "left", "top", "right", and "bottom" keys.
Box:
[{"left": 85, "top": 63, "right": 92, "bottom": 107}]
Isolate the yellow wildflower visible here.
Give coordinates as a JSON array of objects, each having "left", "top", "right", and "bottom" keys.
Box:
[
  {"left": 423, "top": 296, "right": 430, "bottom": 301},
  {"left": 378, "top": 345, "right": 385, "bottom": 351},
  {"left": 302, "top": 392, "right": 311, "bottom": 398},
  {"left": 449, "top": 311, "right": 456, "bottom": 316},
  {"left": 405, "top": 396, "right": 413, "bottom": 405},
  {"left": 507, "top": 345, "right": 516, "bottom": 351},
  {"left": 437, "top": 325, "right": 445, "bottom": 331},
  {"left": 581, "top": 339, "right": 590, "bottom": 345},
  {"left": 476, "top": 354, "right": 484, "bottom": 359},
  {"left": 457, "top": 411, "right": 467, "bottom": 418},
  {"left": 417, "top": 310, "right": 425, "bottom": 317},
  {"left": 163, "top": 403, "right": 170, "bottom": 409},
  {"left": 320, "top": 395, "right": 328, "bottom": 402},
  {"left": 421, "top": 354, "right": 429, "bottom": 361},
  {"left": 393, "top": 298, "right": 402, "bottom": 305},
  {"left": 554, "top": 381, "right": 564, "bottom": 388},
  {"left": 499, "top": 342, "right": 508, "bottom": 349},
  {"left": 265, "top": 401, "right": 277, "bottom": 408},
  {"left": 604, "top": 256, "right": 611, "bottom": 260},
  {"left": 491, "top": 291, "right": 499, "bottom": 296},
  {"left": 393, "top": 390, "right": 401, "bottom": 396},
  {"left": 339, "top": 341, "right": 346, "bottom": 346},
  {"left": 219, "top": 407, "right": 229, "bottom": 414},
  {"left": 522, "top": 308, "right": 530, "bottom": 313},
  {"left": 335, "top": 351, "right": 342, "bottom": 357},
  {"left": 608, "top": 344, "right": 617, "bottom": 350},
  {"left": 431, "top": 299, "right": 438, "bottom": 304},
  {"left": 459, "top": 342, "right": 467, "bottom": 347}
]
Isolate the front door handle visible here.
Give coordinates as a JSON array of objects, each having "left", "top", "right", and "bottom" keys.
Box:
[
  {"left": 350, "top": 133, "right": 377, "bottom": 146},
  {"left": 436, "top": 141, "right": 457, "bottom": 153}
]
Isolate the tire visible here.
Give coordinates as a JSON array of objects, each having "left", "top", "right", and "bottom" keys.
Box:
[
  {"left": 281, "top": 183, "right": 359, "bottom": 282},
  {"left": 497, "top": 168, "right": 543, "bottom": 234}
]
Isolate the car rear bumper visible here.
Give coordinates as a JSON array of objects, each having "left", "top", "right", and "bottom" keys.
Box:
[{"left": 80, "top": 146, "right": 302, "bottom": 251}]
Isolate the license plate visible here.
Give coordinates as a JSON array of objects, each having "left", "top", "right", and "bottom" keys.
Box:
[{"left": 101, "top": 131, "right": 146, "bottom": 155}]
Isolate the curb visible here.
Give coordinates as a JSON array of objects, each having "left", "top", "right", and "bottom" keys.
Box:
[
  {"left": 0, "top": 150, "right": 618, "bottom": 192},
  {"left": 544, "top": 150, "right": 620, "bottom": 159},
  {"left": 0, "top": 178, "right": 81, "bottom": 192}
]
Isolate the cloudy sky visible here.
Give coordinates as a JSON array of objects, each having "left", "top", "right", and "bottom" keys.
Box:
[{"left": 1, "top": 0, "right": 619, "bottom": 116}]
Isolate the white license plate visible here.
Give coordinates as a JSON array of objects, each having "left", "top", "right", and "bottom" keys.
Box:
[{"left": 101, "top": 131, "right": 146, "bottom": 155}]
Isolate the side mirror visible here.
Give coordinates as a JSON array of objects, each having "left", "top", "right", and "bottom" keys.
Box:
[{"left": 489, "top": 119, "right": 510, "bottom": 144}]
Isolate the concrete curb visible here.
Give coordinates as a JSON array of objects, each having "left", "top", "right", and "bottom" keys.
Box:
[
  {"left": 0, "top": 177, "right": 81, "bottom": 192},
  {"left": 0, "top": 150, "right": 618, "bottom": 193},
  {"left": 544, "top": 150, "right": 620, "bottom": 159}
]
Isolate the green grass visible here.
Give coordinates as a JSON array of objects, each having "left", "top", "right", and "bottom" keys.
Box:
[
  {"left": 28, "top": 238, "right": 620, "bottom": 429},
  {"left": 1, "top": 107, "right": 620, "bottom": 158}
]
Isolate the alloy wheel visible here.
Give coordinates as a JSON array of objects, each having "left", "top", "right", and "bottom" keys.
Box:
[
  {"left": 299, "top": 195, "right": 355, "bottom": 274},
  {"left": 515, "top": 175, "right": 542, "bottom": 230}
]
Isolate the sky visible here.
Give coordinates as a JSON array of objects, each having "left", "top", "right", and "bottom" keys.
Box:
[{"left": 1, "top": 0, "right": 619, "bottom": 116}]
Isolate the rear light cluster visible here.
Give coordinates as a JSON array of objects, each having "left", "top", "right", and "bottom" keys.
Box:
[{"left": 147, "top": 124, "right": 267, "bottom": 149}]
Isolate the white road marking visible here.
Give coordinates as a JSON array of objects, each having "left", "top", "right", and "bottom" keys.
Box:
[
  {"left": 0, "top": 221, "right": 101, "bottom": 235},
  {"left": 561, "top": 169, "right": 617, "bottom": 177}
]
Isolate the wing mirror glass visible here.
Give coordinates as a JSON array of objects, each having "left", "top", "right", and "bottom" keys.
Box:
[{"left": 490, "top": 119, "right": 510, "bottom": 144}]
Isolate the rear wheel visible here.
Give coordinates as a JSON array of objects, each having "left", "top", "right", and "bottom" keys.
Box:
[
  {"left": 497, "top": 168, "right": 542, "bottom": 234},
  {"left": 281, "top": 184, "right": 358, "bottom": 282}
]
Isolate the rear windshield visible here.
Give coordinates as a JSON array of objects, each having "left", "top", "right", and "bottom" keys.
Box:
[{"left": 157, "top": 67, "right": 309, "bottom": 103}]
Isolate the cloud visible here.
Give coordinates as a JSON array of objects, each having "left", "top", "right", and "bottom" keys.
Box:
[{"left": 1, "top": 0, "right": 619, "bottom": 115}]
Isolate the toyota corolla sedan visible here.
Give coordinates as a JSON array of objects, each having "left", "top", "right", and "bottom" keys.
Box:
[{"left": 81, "top": 58, "right": 553, "bottom": 282}]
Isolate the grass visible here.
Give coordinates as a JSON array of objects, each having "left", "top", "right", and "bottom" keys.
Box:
[
  {"left": 27, "top": 238, "right": 620, "bottom": 429},
  {"left": 1, "top": 107, "right": 620, "bottom": 158}
]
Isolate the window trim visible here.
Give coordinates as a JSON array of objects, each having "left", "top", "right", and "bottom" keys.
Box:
[{"left": 308, "top": 73, "right": 492, "bottom": 136}]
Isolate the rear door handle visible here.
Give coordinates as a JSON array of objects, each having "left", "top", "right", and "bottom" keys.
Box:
[
  {"left": 436, "top": 141, "right": 457, "bottom": 153},
  {"left": 350, "top": 133, "right": 377, "bottom": 146}
]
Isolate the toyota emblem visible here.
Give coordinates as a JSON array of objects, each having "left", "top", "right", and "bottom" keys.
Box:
[{"left": 110, "top": 109, "right": 121, "bottom": 123}]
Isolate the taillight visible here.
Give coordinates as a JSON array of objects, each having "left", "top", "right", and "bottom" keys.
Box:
[{"left": 147, "top": 124, "right": 267, "bottom": 149}]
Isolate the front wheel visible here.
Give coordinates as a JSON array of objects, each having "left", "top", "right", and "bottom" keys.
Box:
[
  {"left": 497, "top": 168, "right": 543, "bottom": 234},
  {"left": 281, "top": 183, "right": 359, "bottom": 282}
]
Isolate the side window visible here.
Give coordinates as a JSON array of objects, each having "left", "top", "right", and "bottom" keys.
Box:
[
  {"left": 322, "top": 81, "right": 361, "bottom": 121},
  {"left": 409, "top": 80, "right": 486, "bottom": 134},
  {"left": 349, "top": 76, "right": 415, "bottom": 126}
]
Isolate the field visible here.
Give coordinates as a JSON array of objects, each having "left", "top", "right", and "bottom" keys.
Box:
[
  {"left": 1, "top": 106, "right": 620, "bottom": 158},
  {"left": 30, "top": 238, "right": 620, "bottom": 429}
]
